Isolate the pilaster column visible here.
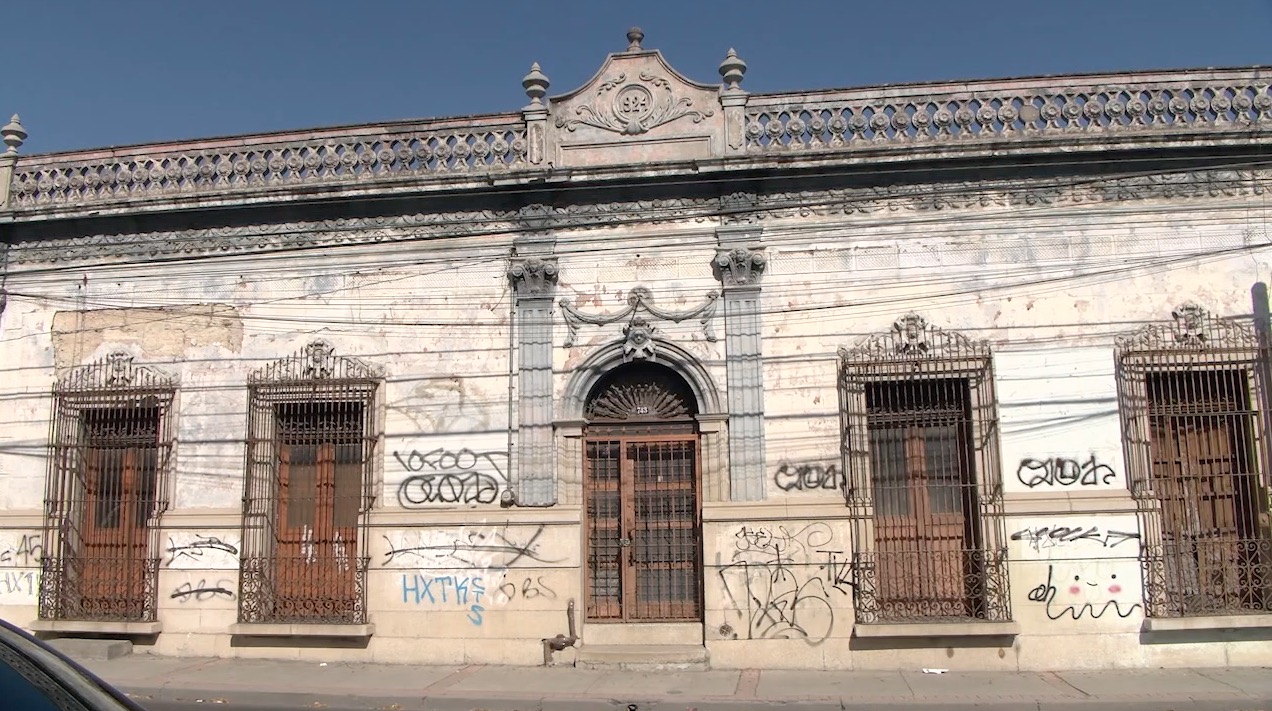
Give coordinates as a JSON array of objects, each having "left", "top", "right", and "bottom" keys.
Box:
[
  {"left": 508, "top": 255, "right": 558, "bottom": 506},
  {"left": 714, "top": 218, "right": 767, "bottom": 501}
]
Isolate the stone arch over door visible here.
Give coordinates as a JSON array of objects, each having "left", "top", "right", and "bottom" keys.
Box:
[
  {"left": 556, "top": 339, "right": 729, "bottom": 506},
  {"left": 580, "top": 360, "right": 704, "bottom": 622}
]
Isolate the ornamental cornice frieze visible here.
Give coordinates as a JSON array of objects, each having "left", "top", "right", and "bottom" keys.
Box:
[{"left": 9, "top": 168, "right": 1269, "bottom": 265}]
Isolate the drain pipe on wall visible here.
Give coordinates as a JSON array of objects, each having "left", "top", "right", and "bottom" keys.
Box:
[{"left": 542, "top": 599, "right": 578, "bottom": 665}]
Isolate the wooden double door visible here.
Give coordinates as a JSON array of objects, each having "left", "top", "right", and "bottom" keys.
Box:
[
  {"left": 269, "top": 403, "right": 364, "bottom": 621},
  {"left": 76, "top": 406, "right": 160, "bottom": 621},
  {"left": 584, "top": 435, "right": 702, "bottom": 622}
]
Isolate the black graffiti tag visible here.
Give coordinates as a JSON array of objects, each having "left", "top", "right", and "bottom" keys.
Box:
[
  {"left": 1016, "top": 456, "right": 1117, "bottom": 488},
  {"left": 170, "top": 580, "right": 235, "bottom": 603},
  {"left": 499, "top": 576, "right": 558, "bottom": 602},
  {"left": 164, "top": 534, "right": 238, "bottom": 565},
  {"left": 0, "top": 535, "right": 42, "bottom": 567},
  {"left": 382, "top": 525, "right": 561, "bottom": 569},
  {"left": 773, "top": 462, "right": 842, "bottom": 492},
  {"left": 1011, "top": 525, "right": 1141, "bottom": 551},
  {"left": 718, "top": 523, "right": 849, "bottom": 646},
  {"left": 394, "top": 448, "right": 508, "bottom": 506}
]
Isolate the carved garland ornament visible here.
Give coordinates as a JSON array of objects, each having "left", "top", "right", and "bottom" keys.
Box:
[
  {"left": 556, "top": 72, "right": 714, "bottom": 136},
  {"left": 559, "top": 286, "right": 719, "bottom": 355}
]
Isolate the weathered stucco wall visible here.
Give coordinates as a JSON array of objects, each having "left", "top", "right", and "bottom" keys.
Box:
[{"left": 0, "top": 180, "right": 1269, "bottom": 670}]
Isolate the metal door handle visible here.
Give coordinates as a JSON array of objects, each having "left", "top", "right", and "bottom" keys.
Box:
[{"left": 619, "top": 538, "right": 632, "bottom": 547}]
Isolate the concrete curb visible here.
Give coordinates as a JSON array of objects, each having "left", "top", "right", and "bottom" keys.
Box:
[{"left": 120, "top": 684, "right": 1272, "bottom": 711}]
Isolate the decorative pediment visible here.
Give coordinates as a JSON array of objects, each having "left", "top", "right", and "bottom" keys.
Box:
[
  {"left": 57, "top": 350, "right": 177, "bottom": 392},
  {"left": 1114, "top": 301, "right": 1259, "bottom": 353},
  {"left": 545, "top": 29, "right": 735, "bottom": 168},
  {"left": 249, "top": 339, "right": 383, "bottom": 384},
  {"left": 838, "top": 313, "right": 990, "bottom": 365}
]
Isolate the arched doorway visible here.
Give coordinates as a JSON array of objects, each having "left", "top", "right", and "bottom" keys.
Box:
[{"left": 583, "top": 361, "right": 702, "bottom": 622}]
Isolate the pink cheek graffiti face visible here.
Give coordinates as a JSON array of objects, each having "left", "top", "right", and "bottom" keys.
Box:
[{"left": 1069, "top": 574, "right": 1121, "bottom": 595}]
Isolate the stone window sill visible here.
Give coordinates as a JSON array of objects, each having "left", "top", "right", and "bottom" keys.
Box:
[
  {"left": 228, "top": 622, "right": 375, "bottom": 638},
  {"left": 29, "top": 620, "right": 162, "bottom": 636},
  {"left": 1142, "top": 614, "right": 1272, "bottom": 633},
  {"left": 854, "top": 621, "right": 1020, "bottom": 639}
]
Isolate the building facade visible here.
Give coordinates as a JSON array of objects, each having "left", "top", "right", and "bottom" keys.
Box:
[{"left": 1, "top": 30, "right": 1272, "bottom": 671}]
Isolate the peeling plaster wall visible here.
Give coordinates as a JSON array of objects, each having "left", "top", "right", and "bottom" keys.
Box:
[{"left": 0, "top": 186, "right": 1269, "bottom": 669}]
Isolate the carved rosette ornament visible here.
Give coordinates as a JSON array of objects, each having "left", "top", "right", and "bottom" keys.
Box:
[
  {"left": 556, "top": 71, "right": 714, "bottom": 136},
  {"left": 714, "top": 247, "right": 766, "bottom": 287},
  {"left": 507, "top": 257, "right": 560, "bottom": 296}
]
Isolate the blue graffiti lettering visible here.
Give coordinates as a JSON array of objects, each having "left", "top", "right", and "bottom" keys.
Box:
[{"left": 401, "top": 574, "right": 486, "bottom": 626}]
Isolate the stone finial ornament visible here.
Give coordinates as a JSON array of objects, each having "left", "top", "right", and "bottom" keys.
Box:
[
  {"left": 626, "top": 27, "right": 645, "bottom": 51},
  {"left": 2, "top": 115, "right": 25, "bottom": 154},
  {"left": 522, "top": 63, "right": 550, "bottom": 106},
  {"left": 719, "top": 49, "right": 747, "bottom": 91}
]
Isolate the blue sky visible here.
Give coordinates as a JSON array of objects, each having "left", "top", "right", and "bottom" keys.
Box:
[{"left": 10, "top": 0, "right": 1272, "bottom": 154}]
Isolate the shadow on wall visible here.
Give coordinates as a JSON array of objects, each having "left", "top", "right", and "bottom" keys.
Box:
[{"left": 229, "top": 635, "right": 371, "bottom": 651}]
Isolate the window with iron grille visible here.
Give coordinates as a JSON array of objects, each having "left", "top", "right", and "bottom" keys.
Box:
[
  {"left": 838, "top": 314, "right": 1011, "bottom": 625},
  {"left": 41, "top": 351, "right": 176, "bottom": 623},
  {"left": 1115, "top": 302, "right": 1272, "bottom": 618},
  {"left": 239, "top": 340, "right": 382, "bottom": 625}
]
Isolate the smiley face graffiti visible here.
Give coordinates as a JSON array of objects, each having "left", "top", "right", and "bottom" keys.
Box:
[{"left": 1027, "top": 564, "right": 1142, "bottom": 621}]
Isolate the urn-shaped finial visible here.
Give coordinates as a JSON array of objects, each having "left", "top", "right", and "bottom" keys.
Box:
[
  {"left": 2, "top": 115, "right": 26, "bottom": 154},
  {"left": 522, "top": 63, "right": 550, "bottom": 106},
  {"left": 626, "top": 27, "right": 645, "bottom": 51},
  {"left": 719, "top": 49, "right": 747, "bottom": 91}
]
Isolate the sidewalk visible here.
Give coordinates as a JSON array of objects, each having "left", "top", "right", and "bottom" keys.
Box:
[{"left": 84, "top": 654, "right": 1272, "bottom": 711}]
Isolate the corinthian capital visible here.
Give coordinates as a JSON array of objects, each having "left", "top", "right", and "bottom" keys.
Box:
[
  {"left": 713, "top": 247, "right": 766, "bottom": 287},
  {"left": 507, "top": 257, "right": 559, "bottom": 296}
]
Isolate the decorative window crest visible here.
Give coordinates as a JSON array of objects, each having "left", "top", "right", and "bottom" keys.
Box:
[
  {"left": 838, "top": 313, "right": 988, "bottom": 364},
  {"left": 507, "top": 257, "right": 559, "bottom": 296},
  {"left": 555, "top": 72, "right": 714, "bottom": 136},
  {"left": 1114, "top": 301, "right": 1258, "bottom": 353},
  {"left": 250, "top": 339, "right": 383, "bottom": 384},
  {"left": 713, "top": 247, "right": 766, "bottom": 287},
  {"left": 559, "top": 286, "right": 719, "bottom": 348},
  {"left": 57, "top": 350, "right": 177, "bottom": 392}
]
